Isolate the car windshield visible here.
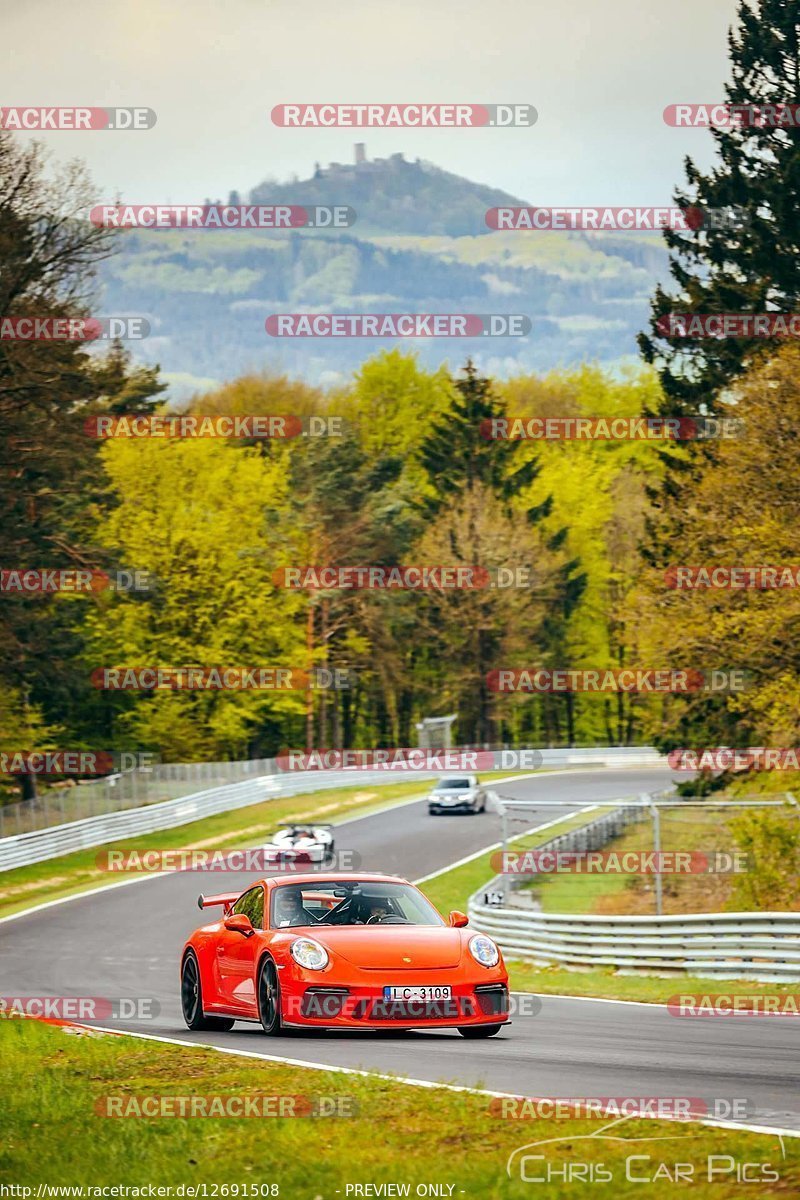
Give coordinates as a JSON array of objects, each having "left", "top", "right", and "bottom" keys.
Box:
[
  {"left": 437, "top": 778, "right": 471, "bottom": 789},
  {"left": 269, "top": 880, "right": 445, "bottom": 929}
]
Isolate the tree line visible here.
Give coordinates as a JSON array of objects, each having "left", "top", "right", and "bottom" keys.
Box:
[{"left": 2, "top": 0, "right": 799, "bottom": 789}]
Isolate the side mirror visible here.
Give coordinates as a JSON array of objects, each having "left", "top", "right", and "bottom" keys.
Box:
[
  {"left": 448, "top": 910, "right": 469, "bottom": 928},
  {"left": 224, "top": 913, "right": 254, "bottom": 937}
]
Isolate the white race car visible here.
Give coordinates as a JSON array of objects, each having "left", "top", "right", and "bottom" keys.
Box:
[{"left": 262, "top": 822, "right": 335, "bottom": 866}]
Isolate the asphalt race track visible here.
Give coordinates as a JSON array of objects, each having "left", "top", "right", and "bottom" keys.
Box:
[{"left": 2, "top": 767, "right": 799, "bottom": 1133}]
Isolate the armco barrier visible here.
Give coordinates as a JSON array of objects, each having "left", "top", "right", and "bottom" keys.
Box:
[
  {"left": 467, "top": 901, "right": 800, "bottom": 981},
  {"left": 0, "top": 746, "right": 663, "bottom": 872},
  {"left": 0, "top": 768, "right": 428, "bottom": 873},
  {"left": 469, "top": 800, "right": 800, "bottom": 981}
]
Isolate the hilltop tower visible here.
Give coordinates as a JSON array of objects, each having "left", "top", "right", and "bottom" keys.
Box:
[{"left": 354, "top": 142, "right": 366, "bottom": 164}]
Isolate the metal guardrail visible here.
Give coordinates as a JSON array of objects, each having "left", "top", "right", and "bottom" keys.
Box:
[
  {"left": 468, "top": 800, "right": 800, "bottom": 981},
  {"left": 0, "top": 758, "right": 279, "bottom": 839},
  {"left": 0, "top": 767, "right": 431, "bottom": 873},
  {"left": 0, "top": 745, "right": 662, "bottom": 839},
  {"left": 0, "top": 746, "right": 663, "bottom": 873},
  {"left": 468, "top": 902, "right": 800, "bottom": 981}
]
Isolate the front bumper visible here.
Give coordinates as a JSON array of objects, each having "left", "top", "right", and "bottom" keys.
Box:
[
  {"left": 280, "top": 981, "right": 509, "bottom": 1029},
  {"left": 428, "top": 796, "right": 477, "bottom": 812}
]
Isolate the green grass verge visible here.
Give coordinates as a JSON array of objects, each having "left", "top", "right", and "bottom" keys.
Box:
[
  {"left": 422, "top": 807, "right": 599, "bottom": 915},
  {"left": 1, "top": 1017, "right": 797, "bottom": 1197},
  {"left": 506, "top": 961, "right": 800, "bottom": 1005},
  {"left": 528, "top": 794, "right": 800, "bottom": 917},
  {"left": 530, "top": 807, "right": 729, "bottom": 916}
]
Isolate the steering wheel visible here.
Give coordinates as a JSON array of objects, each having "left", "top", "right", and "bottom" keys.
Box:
[{"left": 369, "top": 915, "right": 410, "bottom": 924}]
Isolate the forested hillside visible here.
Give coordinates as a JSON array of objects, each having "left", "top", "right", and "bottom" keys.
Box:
[{"left": 98, "top": 152, "right": 668, "bottom": 393}]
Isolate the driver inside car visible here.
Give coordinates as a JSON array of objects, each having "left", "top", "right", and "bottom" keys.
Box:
[
  {"left": 350, "top": 898, "right": 389, "bottom": 924},
  {"left": 273, "top": 887, "right": 315, "bottom": 928}
]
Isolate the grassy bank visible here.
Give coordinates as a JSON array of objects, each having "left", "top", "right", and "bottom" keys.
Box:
[
  {"left": 421, "top": 806, "right": 599, "bottom": 915},
  {"left": 522, "top": 799, "right": 800, "bottom": 917},
  {"left": 0, "top": 1017, "right": 796, "bottom": 1198},
  {"left": 530, "top": 805, "right": 736, "bottom": 916}
]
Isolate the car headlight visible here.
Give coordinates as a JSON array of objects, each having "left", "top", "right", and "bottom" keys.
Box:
[
  {"left": 290, "top": 937, "right": 330, "bottom": 970},
  {"left": 469, "top": 934, "right": 500, "bottom": 968}
]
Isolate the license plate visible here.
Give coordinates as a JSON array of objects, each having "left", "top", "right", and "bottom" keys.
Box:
[{"left": 382, "top": 985, "right": 452, "bottom": 1002}]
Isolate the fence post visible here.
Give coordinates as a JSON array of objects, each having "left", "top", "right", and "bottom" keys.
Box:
[
  {"left": 645, "top": 792, "right": 663, "bottom": 917},
  {"left": 501, "top": 804, "right": 509, "bottom": 902}
]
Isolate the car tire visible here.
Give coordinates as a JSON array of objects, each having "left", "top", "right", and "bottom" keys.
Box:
[
  {"left": 257, "top": 957, "right": 285, "bottom": 1036},
  {"left": 181, "top": 950, "right": 235, "bottom": 1032},
  {"left": 457, "top": 1024, "right": 503, "bottom": 1038}
]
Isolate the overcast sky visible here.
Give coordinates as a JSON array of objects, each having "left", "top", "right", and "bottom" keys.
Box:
[{"left": 4, "top": 0, "right": 740, "bottom": 206}]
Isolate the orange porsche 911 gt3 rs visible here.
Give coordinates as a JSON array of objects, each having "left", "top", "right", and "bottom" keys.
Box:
[{"left": 180, "top": 873, "right": 509, "bottom": 1037}]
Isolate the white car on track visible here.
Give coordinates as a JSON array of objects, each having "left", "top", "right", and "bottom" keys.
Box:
[{"left": 262, "top": 822, "right": 336, "bottom": 866}]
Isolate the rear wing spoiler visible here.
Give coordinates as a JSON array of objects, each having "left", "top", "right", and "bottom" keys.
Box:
[
  {"left": 197, "top": 892, "right": 239, "bottom": 913},
  {"left": 277, "top": 821, "right": 333, "bottom": 829}
]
